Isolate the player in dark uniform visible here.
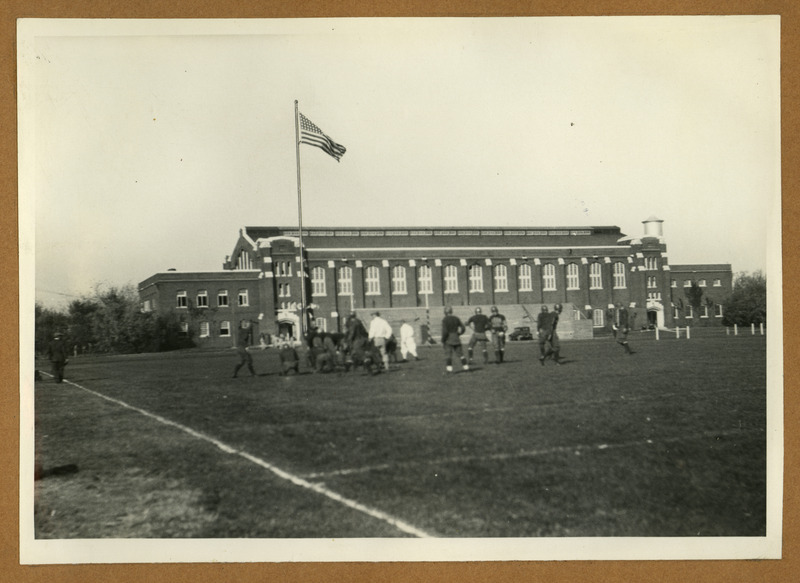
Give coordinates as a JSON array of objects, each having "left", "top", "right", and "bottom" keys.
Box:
[
  {"left": 488, "top": 305, "right": 508, "bottom": 364},
  {"left": 466, "top": 307, "right": 493, "bottom": 364},
  {"left": 537, "top": 304, "right": 562, "bottom": 365},
  {"left": 612, "top": 302, "right": 634, "bottom": 354},
  {"left": 232, "top": 321, "right": 257, "bottom": 377},
  {"left": 442, "top": 306, "right": 469, "bottom": 373}
]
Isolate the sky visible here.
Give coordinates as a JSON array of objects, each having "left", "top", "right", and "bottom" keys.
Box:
[{"left": 19, "top": 17, "right": 781, "bottom": 310}]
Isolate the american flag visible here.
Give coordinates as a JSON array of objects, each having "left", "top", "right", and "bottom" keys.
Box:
[{"left": 298, "top": 113, "right": 347, "bottom": 162}]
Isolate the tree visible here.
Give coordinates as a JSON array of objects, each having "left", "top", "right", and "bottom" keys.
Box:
[
  {"left": 722, "top": 271, "right": 767, "bottom": 327},
  {"left": 685, "top": 281, "right": 705, "bottom": 323}
]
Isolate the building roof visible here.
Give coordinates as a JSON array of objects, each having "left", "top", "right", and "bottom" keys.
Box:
[{"left": 242, "top": 225, "right": 629, "bottom": 250}]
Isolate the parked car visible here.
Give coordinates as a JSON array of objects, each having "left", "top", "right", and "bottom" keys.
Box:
[{"left": 508, "top": 326, "right": 534, "bottom": 341}]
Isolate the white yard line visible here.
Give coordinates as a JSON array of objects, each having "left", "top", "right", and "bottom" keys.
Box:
[
  {"left": 44, "top": 375, "right": 433, "bottom": 538},
  {"left": 302, "top": 428, "right": 765, "bottom": 479}
]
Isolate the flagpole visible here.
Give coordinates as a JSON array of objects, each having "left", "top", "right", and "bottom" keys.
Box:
[{"left": 294, "top": 100, "right": 308, "bottom": 342}]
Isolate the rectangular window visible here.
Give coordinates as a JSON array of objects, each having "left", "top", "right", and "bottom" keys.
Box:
[
  {"left": 277, "top": 261, "right": 293, "bottom": 277},
  {"left": 176, "top": 290, "right": 187, "bottom": 308},
  {"left": 444, "top": 265, "right": 459, "bottom": 294},
  {"left": 713, "top": 279, "right": 722, "bottom": 287},
  {"left": 199, "top": 322, "right": 210, "bottom": 338},
  {"left": 647, "top": 276, "right": 658, "bottom": 289},
  {"left": 701, "top": 305, "right": 709, "bottom": 318},
  {"left": 311, "top": 266, "right": 326, "bottom": 296},
  {"left": 673, "top": 306, "right": 680, "bottom": 319},
  {"left": 684, "top": 280, "right": 692, "bottom": 288},
  {"left": 365, "top": 266, "right": 381, "bottom": 295},
  {"left": 613, "top": 262, "right": 627, "bottom": 289},
  {"left": 392, "top": 265, "right": 407, "bottom": 295},
  {"left": 715, "top": 304, "right": 723, "bottom": 317},
  {"left": 196, "top": 290, "right": 208, "bottom": 308},
  {"left": 699, "top": 279, "right": 707, "bottom": 287},
  {"left": 217, "top": 290, "right": 229, "bottom": 307},
  {"left": 671, "top": 279, "right": 677, "bottom": 288},
  {"left": 469, "top": 265, "right": 483, "bottom": 293},
  {"left": 494, "top": 264, "right": 509, "bottom": 292},
  {"left": 418, "top": 265, "right": 433, "bottom": 295},
  {"left": 686, "top": 306, "right": 693, "bottom": 318},
  {"left": 645, "top": 257, "right": 658, "bottom": 271},
  {"left": 592, "top": 308, "right": 605, "bottom": 327},
  {"left": 315, "top": 317, "right": 327, "bottom": 332},
  {"left": 238, "top": 289, "right": 249, "bottom": 306},
  {"left": 647, "top": 292, "right": 662, "bottom": 301},
  {"left": 566, "top": 263, "right": 579, "bottom": 290},
  {"left": 589, "top": 263, "right": 603, "bottom": 290},
  {"left": 338, "top": 266, "right": 353, "bottom": 295},
  {"left": 179, "top": 322, "right": 189, "bottom": 336},
  {"left": 220, "top": 321, "right": 231, "bottom": 337},
  {"left": 142, "top": 300, "right": 152, "bottom": 313},
  {"left": 518, "top": 264, "right": 532, "bottom": 291},
  {"left": 278, "top": 283, "right": 292, "bottom": 298},
  {"left": 542, "top": 263, "right": 556, "bottom": 291}
]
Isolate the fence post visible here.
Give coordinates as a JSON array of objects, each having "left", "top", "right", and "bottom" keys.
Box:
[
  {"left": 734, "top": 324, "right": 738, "bottom": 336},
  {"left": 676, "top": 327, "right": 680, "bottom": 339},
  {"left": 751, "top": 323, "right": 755, "bottom": 335},
  {"left": 655, "top": 327, "right": 660, "bottom": 341},
  {"left": 760, "top": 323, "right": 764, "bottom": 336},
  {"left": 686, "top": 326, "right": 691, "bottom": 339}
]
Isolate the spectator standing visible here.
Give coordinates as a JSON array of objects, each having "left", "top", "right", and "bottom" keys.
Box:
[
  {"left": 442, "top": 306, "right": 469, "bottom": 373},
  {"left": 367, "top": 311, "right": 393, "bottom": 371},
  {"left": 466, "top": 307, "right": 493, "bottom": 364},
  {"left": 47, "top": 331, "right": 69, "bottom": 383},
  {"left": 399, "top": 320, "right": 419, "bottom": 362}
]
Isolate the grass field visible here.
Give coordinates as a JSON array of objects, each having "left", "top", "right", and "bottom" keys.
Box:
[{"left": 32, "top": 332, "right": 768, "bottom": 540}]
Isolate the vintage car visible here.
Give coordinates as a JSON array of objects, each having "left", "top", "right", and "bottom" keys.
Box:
[{"left": 508, "top": 326, "right": 534, "bottom": 341}]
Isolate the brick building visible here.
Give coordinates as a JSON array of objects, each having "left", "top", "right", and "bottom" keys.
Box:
[{"left": 138, "top": 217, "right": 733, "bottom": 348}]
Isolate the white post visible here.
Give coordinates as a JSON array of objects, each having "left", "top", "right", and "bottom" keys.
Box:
[
  {"left": 751, "top": 323, "right": 755, "bottom": 335},
  {"left": 655, "top": 327, "right": 660, "bottom": 341},
  {"left": 676, "top": 327, "right": 680, "bottom": 339},
  {"left": 726, "top": 327, "right": 730, "bottom": 336},
  {"left": 760, "top": 323, "right": 764, "bottom": 335},
  {"left": 686, "top": 326, "right": 691, "bottom": 339},
  {"left": 734, "top": 324, "right": 738, "bottom": 336}
]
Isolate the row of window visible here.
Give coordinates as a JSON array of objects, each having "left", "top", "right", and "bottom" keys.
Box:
[
  {"left": 176, "top": 289, "right": 250, "bottom": 308},
  {"left": 311, "top": 262, "right": 630, "bottom": 297},
  {"left": 589, "top": 304, "right": 724, "bottom": 327},
  {"left": 672, "top": 278, "right": 723, "bottom": 288}
]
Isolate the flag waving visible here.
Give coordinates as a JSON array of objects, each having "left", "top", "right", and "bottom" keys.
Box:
[{"left": 298, "top": 112, "right": 347, "bottom": 162}]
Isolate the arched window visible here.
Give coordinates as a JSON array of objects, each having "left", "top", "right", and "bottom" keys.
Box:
[
  {"left": 311, "top": 266, "right": 326, "bottom": 296},
  {"left": 338, "top": 266, "right": 353, "bottom": 295},
  {"left": 494, "top": 264, "right": 508, "bottom": 292},
  {"left": 469, "top": 264, "right": 483, "bottom": 293},
  {"left": 444, "top": 265, "right": 459, "bottom": 293},
  {"left": 518, "top": 264, "right": 532, "bottom": 291},
  {"left": 589, "top": 263, "right": 603, "bottom": 290},
  {"left": 613, "top": 262, "right": 627, "bottom": 289},
  {"left": 542, "top": 263, "right": 556, "bottom": 291},
  {"left": 566, "top": 263, "right": 579, "bottom": 290},
  {"left": 365, "top": 266, "right": 381, "bottom": 295},
  {"left": 392, "top": 265, "right": 407, "bottom": 294},
  {"left": 418, "top": 265, "right": 433, "bottom": 295}
]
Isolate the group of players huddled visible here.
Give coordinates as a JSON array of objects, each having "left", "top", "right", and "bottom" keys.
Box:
[{"left": 233, "top": 300, "right": 634, "bottom": 378}]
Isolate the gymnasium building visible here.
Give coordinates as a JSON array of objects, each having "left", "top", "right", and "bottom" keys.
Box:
[{"left": 137, "top": 216, "right": 733, "bottom": 347}]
